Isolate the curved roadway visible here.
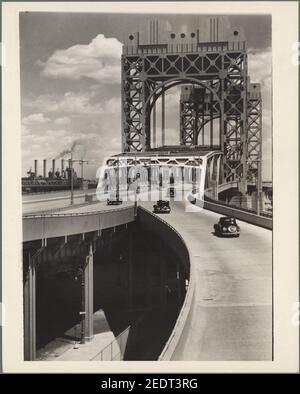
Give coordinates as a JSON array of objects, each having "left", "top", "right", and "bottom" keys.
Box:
[
  {"left": 23, "top": 190, "right": 272, "bottom": 360},
  {"left": 141, "top": 199, "right": 272, "bottom": 361}
]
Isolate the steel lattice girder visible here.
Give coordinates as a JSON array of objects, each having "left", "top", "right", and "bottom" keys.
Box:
[
  {"left": 121, "top": 48, "right": 250, "bottom": 189},
  {"left": 247, "top": 84, "right": 262, "bottom": 184},
  {"left": 179, "top": 85, "right": 220, "bottom": 147}
]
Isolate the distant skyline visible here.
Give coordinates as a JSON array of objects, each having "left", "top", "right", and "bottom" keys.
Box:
[{"left": 20, "top": 13, "right": 272, "bottom": 180}]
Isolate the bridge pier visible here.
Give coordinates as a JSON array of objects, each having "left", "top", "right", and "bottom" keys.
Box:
[
  {"left": 23, "top": 240, "right": 95, "bottom": 358},
  {"left": 82, "top": 243, "right": 94, "bottom": 342},
  {"left": 24, "top": 251, "right": 36, "bottom": 361}
]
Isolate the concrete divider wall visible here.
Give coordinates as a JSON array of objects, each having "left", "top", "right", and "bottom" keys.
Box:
[
  {"left": 202, "top": 198, "right": 273, "bottom": 230},
  {"left": 137, "top": 207, "right": 195, "bottom": 361},
  {"left": 23, "top": 206, "right": 135, "bottom": 242}
]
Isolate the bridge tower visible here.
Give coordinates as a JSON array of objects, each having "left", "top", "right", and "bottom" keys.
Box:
[{"left": 121, "top": 18, "right": 262, "bottom": 195}]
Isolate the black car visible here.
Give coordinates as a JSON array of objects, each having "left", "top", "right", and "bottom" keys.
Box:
[
  {"left": 107, "top": 198, "right": 123, "bottom": 206},
  {"left": 153, "top": 200, "right": 171, "bottom": 214},
  {"left": 214, "top": 216, "right": 240, "bottom": 237},
  {"left": 167, "top": 187, "right": 176, "bottom": 197}
]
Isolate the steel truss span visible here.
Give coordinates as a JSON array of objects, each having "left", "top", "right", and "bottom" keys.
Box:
[{"left": 121, "top": 19, "right": 262, "bottom": 193}]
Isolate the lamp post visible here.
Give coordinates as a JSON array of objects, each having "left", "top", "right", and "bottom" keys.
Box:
[
  {"left": 70, "top": 150, "right": 74, "bottom": 205},
  {"left": 70, "top": 155, "right": 89, "bottom": 202},
  {"left": 79, "top": 157, "right": 89, "bottom": 181},
  {"left": 75, "top": 267, "right": 85, "bottom": 344}
]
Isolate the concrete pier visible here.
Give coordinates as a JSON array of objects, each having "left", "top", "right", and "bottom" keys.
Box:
[
  {"left": 24, "top": 252, "right": 36, "bottom": 361},
  {"left": 84, "top": 243, "right": 94, "bottom": 341}
]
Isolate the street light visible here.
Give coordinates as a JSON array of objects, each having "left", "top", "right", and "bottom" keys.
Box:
[
  {"left": 70, "top": 155, "right": 89, "bottom": 204},
  {"left": 70, "top": 149, "right": 74, "bottom": 205},
  {"left": 75, "top": 267, "right": 85, "bottom": 344},
  {"left": 79, "top": 157, "right": 89, "bottom": 182}
]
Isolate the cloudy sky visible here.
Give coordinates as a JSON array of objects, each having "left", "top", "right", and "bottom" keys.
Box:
[{"left": 20, "top": 13, "right": 272, "bottom": 180}]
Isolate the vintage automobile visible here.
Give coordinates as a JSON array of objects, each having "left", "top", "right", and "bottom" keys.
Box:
[
  {"left": 153, "top": 200, "right": 171, "bottom": 214},
  {"left": 167, "top": 187, "right": 176, "bottom": 197},
  {"left": 214, "top": 216, "right": 240, "bottom": 237},
  {"left": 107, "top": 197, "right": 123, "bottom": 206}
]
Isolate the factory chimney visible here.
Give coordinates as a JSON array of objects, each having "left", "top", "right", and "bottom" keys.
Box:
[
  {"left": 68, "top": 158, "right": 72, "bottom": 179},
  {"left": 52, "top": 159, "right": 55, "bottom": 174},
  {"left": 43, "top": 160, "right": 47, "bottom": 178},
  {"left": 61, "top": 159, "right": 64, "bottom": 174},
  {"left": 34, "top": 160, "right": 38, "bottom": 177}
]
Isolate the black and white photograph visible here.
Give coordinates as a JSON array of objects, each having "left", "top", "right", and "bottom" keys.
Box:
[{"left": 1, "top": 1, "right": 299, "bottom": 374}]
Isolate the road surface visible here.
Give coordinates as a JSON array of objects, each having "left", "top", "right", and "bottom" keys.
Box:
[
  {"left": 23, "top": 189, "right": 272, "bottom": 360},
  {"left": 141, "top": 199, "right": 272, "bottom": 360}
]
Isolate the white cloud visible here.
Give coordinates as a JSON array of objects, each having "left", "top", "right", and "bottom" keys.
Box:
[
  {"left": 21, "top": 117, "right": 121, "bottom": 178},
  {"left": 38, "top": 34, "right": 122, "bottom": 84},
  {"left": 22, "top": 113, "right": 50, "bottom": 125},
  {"left": 24, "top": 91, "right": 119, "bottom": 116},
  {"left": 54, "top": 116, "right": 71, "bottom": 125},
  {"left": 24, "top": 91, "right": 100, "bottom": 114},
  {"left": 248, "top": 47, "right": 272, "bottom": 85},
  {"left": 165, "top": 87, "right": 181, "bottom": 109},
  {"left": 248, "top": 48, "right": 272, "bottom": 111},
  {"left": 104, "top": 96, "right": 120, "bottom": 114},
  {"left": 23, "top": 128, "right": 97, "bottom": 161},
  {"left": 248, "top": 48, "right": 272, "bottom": 180}
]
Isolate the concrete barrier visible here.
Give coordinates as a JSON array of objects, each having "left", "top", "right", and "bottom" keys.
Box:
[
  {"left": 201, "top": 197, "right": 272, "bottom": 230},
  {"left": 137, "top": 207, "right": 195, "bottom": 361},
  {"left": 23, "top": 206, "right": 135, "bottom": 242}
]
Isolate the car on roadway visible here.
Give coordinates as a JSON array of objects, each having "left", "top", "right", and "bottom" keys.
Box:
[
  {"left": 153, "top": 200, "right": 171, "bottom": 214},
  {"left": 214, "top": 216, "right": 240, "bottom": 237},
  {"left": 167, "top": 187, "right": 176, "bottom": 197},
  {"left": 107, "top": 198, "right": 123, "bottom": 206}
]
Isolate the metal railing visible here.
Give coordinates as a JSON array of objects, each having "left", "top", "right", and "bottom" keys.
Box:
[
  {"left": 204, "top": 193, "right": 273, "bottom": 218},
  {"left": 90, "top": 326, "right": 131, "bottom": 361},
  {"left": 23, "top": 204, "right": 134, "bottom": 219},
  {"left": 123, "top": 41, "right": 246, "bottom": 55},
  {"left": 23, "top": 205, "right": 135, "bottom": 242}
]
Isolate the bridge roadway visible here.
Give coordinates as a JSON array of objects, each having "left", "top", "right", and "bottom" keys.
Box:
[
  {"left": 23, "top": 189, "right": 97, "bottom": 215},
  {"left": 140, "top": 199, "right": 272, "bottom": 361},
  {"left": 23, "top": 190, "right": 272, "bottom": 361}
]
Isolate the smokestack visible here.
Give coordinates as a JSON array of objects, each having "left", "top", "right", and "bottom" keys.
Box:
[
  {"left": 61, "top": 159, "right": 64, "bottom": 173},
  {"left": 43, "top": 160, "right": 46, "bottom": 178},
  {"left": 34, "top": 160, "right": 38, "bottom": 177},
  {"left": 68, "top": 159, "right": 72, "bottom": 179},
  {"left": 52, "top": 159, "right": 55, "bottom": 174}
]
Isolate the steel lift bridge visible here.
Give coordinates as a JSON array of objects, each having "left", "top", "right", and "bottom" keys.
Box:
[
  {"left": 21, "top": 19, "right": 270, "bottom": 363},
  {"left": 105, "top": 18, "right": 263, "bottom": 211}
]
